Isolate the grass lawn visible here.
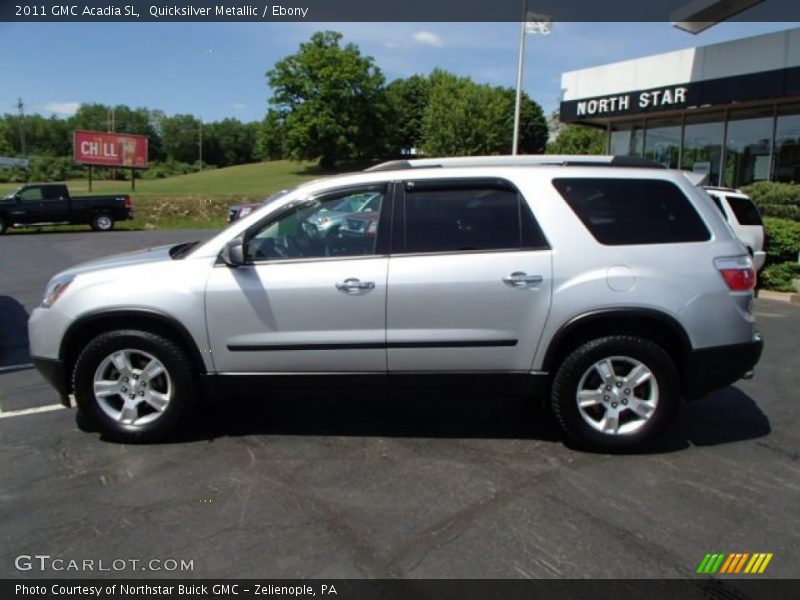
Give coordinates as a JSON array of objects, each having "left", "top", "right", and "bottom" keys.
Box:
[
  {"left": 0, "top": 160, "right": 353, "bottom": 231},
  {"left": 0, "top": 160, "right": 326, "bottom": 197}
]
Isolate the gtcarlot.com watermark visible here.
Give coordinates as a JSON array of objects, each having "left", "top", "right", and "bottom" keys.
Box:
[{"left": 14, "top": 554, "right": 194, "bottom": 573}]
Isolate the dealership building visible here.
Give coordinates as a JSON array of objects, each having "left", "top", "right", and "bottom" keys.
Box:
[{"left": 560, "top": 27, "right": 800, "bottom": 187}]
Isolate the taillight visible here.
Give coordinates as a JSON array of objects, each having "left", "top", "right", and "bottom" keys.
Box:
[
  {"left": 124, "top": 195, "right": 132, "bottom": 208},
  {"left": 714, "top": 256, "right": 756, "bottom": 291}
]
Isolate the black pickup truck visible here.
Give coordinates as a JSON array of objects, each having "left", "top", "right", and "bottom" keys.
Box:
[{"left": 0, "top": 184, "right": 133, "bottom": 234}]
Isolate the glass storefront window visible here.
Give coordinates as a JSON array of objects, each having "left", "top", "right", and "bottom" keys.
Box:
[
  {"left": 610, "top": 121, "right": 644, "bottom": 156},
  {"left": 643, "top": 118, "right": 681, "bottom": 168},
  {"left": 724, "top": 107, "right": 774, "bottom": 188},
  {"left": 681, "top": 113, "right": 724, "bottom": 186},
  {"left": 774, "top": 103, "right": 800, "bottom": 183}
]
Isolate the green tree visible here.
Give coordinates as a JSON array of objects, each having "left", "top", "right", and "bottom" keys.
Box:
[
  {"left": 256, "top": 110, "right": 288, "bottom": 160},
  {"left": 421, "top": 70, "right": 547, "bottom": 156},
  {"left": 204, "top": 118, "right": 258, "bottom": 167},
  {"left": 267, "top": 31, "right": 388, "bottom": 168},
  {"left": 385, "top": 75, "right": 430, "bottom": 156},
  {"left": 547, "top": 124, "right": 606, "bottom": 155},
  {"left": 160, "top": 114, "right": 202, "bottom": 164}
]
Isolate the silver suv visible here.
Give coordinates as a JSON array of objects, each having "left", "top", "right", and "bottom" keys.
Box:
[{"left": 29, "top": 155, "right": 763, "bottom": 450}]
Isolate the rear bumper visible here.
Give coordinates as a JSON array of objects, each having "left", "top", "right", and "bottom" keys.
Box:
[
  {"left": 754, "top": 250, "right": 766, "bottom": 272},
  {"left": 684, "top": 334, "right": 763, "bottom": 400},
  {"left": 31, "top": 356, "right": 71, "bottom": 407}
]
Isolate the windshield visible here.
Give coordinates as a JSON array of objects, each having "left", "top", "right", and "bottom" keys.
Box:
[{"left": 2, "top": 186, "right": 22, "bottom": 199}]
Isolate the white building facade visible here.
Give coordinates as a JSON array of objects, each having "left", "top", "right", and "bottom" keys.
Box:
[{"left": 560, "top": 28, "right": 800, "bottom": 187}]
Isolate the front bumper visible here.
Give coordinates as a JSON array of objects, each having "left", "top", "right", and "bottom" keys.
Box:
[
  {"left": 684, "top": 334, "right": 763, "bottom": 400},
  {"left": 31, "top": 356, "right": 70, "bottom": 407}
]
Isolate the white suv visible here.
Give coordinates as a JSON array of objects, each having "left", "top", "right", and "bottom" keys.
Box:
[
  {"left": 704, "top": 187, "right": 767, "bottom": 271},
  {"left": 29, "top": 156, "right": 763, "bottom": 450}
]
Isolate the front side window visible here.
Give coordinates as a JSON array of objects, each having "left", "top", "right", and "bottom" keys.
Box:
[
  {"left": 552, "top": 178, "right": 710, "bottom": 245},
  {"left": 244, "top": 187, "right": 385, "bottom": 262},
  {"left": 403, "top": 183, "right": 547, "bottom": 253},
  {"left": 19, "top": 187, "right": 44, "bottom": 202}
]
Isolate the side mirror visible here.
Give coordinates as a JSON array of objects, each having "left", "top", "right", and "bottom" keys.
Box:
[
  {"left": 222, "top": 237, "right": 246, "bottom": 267},
  {"left": 14, "top": 194, "right": 21, "bottom": 202}
]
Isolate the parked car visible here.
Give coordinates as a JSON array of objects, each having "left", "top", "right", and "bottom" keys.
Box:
[
  {"left": 0, "top": 183, "right": 133, "bottom": 233},
  {"left": 301, "top": 191, "right": 381, "bottom": 239},
  {"left": 704, "top": 187, "right": 766, "bottom": 271},
  {"left": 339, "top": 208, "right": 380, "bottom": 239},
  {"left": 29, "top": 155, "right": 762, "bottom": 450},
  {"left": 227, "top": 189, "right": 294, "bottom": 223},
  {"left": 227, "top": 201, "right": 262, "bottom": 223}
]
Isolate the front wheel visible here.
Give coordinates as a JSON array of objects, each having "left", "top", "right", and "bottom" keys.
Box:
[
  {"left": 90, "top": 213, "right": 114, "bottom": 231},
  {"left": 550, "top": 336, "right": 680, "bottom": 451},
  {"left": 73, "top": 330, "right": 197, "bottom": 442}
]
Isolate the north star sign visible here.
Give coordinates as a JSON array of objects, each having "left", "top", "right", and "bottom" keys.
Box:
[{"left": 576, "top": 86, "right": 688, "bottom": 117}]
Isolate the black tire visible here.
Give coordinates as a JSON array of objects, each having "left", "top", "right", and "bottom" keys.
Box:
[
  {"left": 550, "top": 335, "right": 680, "bottom": 452},
  {"left": 90, "top": 213, "right": 114, "bottom": 231},
  {"left": 0, "top": 216, "right": 7, "bottom": 234},
  {"left": 73, "top": 330, "right": 197, "bottom": 442}
]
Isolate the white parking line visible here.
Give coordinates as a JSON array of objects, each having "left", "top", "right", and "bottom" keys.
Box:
[
  {"left": 0, "top": 363, "right": 34, "bottom": 373},
  {"left": 0, "top": 404, "right": 66, "bottom": 419}
]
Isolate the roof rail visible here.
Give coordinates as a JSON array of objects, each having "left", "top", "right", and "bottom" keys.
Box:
[{"left": 364, "top": 155, "right": 666, "bottom": 172}]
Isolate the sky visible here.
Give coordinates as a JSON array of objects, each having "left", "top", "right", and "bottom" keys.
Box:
[{"left": 0, "top": 21, "right": 797, "bottom": 124}]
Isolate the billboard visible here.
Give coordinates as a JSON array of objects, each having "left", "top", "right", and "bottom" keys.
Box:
[{"left": 73, "top": 130, "right": 148, "bottom": 168}]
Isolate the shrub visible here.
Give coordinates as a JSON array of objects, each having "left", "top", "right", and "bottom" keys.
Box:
[
  {"left": 763, "top": 217, "right": 800, "bottom": 264},
  {"left": 760, "top": 261, "right": 800, "bottom": 293},
  {"left": 742, "top": 181, "right": 800, "bottom": 221}
]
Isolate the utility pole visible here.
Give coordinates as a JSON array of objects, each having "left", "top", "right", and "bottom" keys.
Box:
[
  {"left": 17, "top": 97, "right": 26, "bottom": 156},
  {"left": 108, "top": 106, "right": 116, "bottom": 180},
  {"left": 198, "top": 120, "right": 203, "bottom": 170}
]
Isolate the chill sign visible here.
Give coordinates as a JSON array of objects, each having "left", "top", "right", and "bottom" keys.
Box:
[
  {"left": 73, "top": 130, "right": 149, "bottom": 168},
  {"left": 576, "top": 86, "right": 689, "bottom": 117}
]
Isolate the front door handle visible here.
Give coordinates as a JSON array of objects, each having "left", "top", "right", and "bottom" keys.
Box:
[
  {"left": 335, "top": 278, "right": 375, "bottom": 292},
  {"left": 503, "top": 272, "right": 543, "bottom": 286}
]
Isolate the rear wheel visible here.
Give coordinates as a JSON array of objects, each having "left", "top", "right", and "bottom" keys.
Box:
[
  {"left": 90, "top": 213, "right": 114, "bottom": 231},
  {"left": 73, "top": 330, "right": 197, "bottom": 442},
  {"left": 551, "top": 336, "right": 680, "bottom": 451}
]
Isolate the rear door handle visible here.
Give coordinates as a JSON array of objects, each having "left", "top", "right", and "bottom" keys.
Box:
[
  {"left": 335, "top": 278, "right": 375, "bottom": 292},
  {"left": 503, "top": 272, "right": 543, "bottom": 286}
]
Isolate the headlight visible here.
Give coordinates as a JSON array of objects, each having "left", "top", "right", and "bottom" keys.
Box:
[{"left": 41, "top": 275, "right": 75, "bottom": 308}]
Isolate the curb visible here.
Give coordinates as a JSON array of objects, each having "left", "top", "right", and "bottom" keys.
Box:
[{"left": 758, "top": 290, "right": 800, "bottom": 305}]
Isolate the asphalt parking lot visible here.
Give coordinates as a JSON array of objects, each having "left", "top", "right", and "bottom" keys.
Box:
[{"left": 1, "top": 229, "right": 799, "bottom": 579}]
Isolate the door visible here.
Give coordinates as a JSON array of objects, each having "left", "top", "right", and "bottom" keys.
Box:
[
  {"left": 40, "top": 184, "right": 70, "bottom": 222},
  {"left": 386, "top": 179, "right": 553, "bottom": 372},
  {"left": 14, "top": 185, "right": 47, "bottom": 224},
  {"left": 205, "top": 184, "right": 392, "bottom": 373}
]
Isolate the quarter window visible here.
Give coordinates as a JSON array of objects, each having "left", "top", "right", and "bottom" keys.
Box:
[
  {"left": 244, "top": 188, "right": 385, "bottom": 262},
  {"left": 403, "top": 184, "right": 547, "bottom": 253},
  {"left": 726, "top": 196, "right": 763, "bottom": 226},
  {"left": 552, "top": 178, "right": 710, "bottom": 245}
]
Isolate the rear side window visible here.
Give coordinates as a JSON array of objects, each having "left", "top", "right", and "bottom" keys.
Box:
[
  {"left": 403, "top": 183, "right": 548, "bottom": 253},
  {"left": 552, "top": 178, "right": 710, "bottom": 245},
  {"left": 726, "top": 196, "right": 763, "bottom": 226}
]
